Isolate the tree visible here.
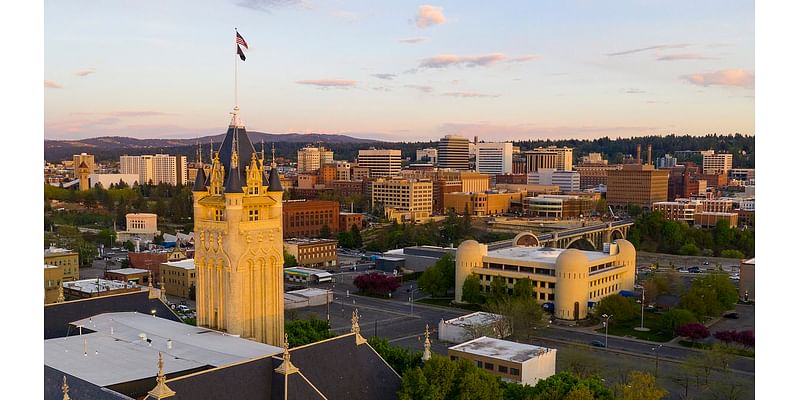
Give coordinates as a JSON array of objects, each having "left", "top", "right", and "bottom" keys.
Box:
[
  {"left": 462, "top": 203, "right": 472, "bottom": 231},
  {"left": 594, "top": 294, "right": 638, "bottom": 323},
  {"left": 337, "top": 231, "right": 355, "bottom": 249},
  {"left": 511, "top": 372, "right": 613, "bottom": 400},
  {"left": 319, "top": 224, "right": 332, "bottom": 239},
  {"left": 512, "top": 277, "right": 534, "bottom": 299},
  {"left": 418, "top": 254, "right": 456, "bottom": 297},
  {"left": 153, "top": 233, "right": 164, "bottom": 245},
  {"left": 368, "top": 336, "right": 422, "bottom": 375},
  {"left": 461, "top": 274, "right": 484, "bottom": 304},
  {"left": 594, "top": 198, "right": 608, "bottom": 215},
  {"left": 485, "top": 295, "right": 545, "bottom": 341},
  {"left": 679, "top": 272, "right": 738, "bottom": 318},
  {"left": 660, "top": 309, "right": 697, "bottom": 334},
  {"left": 283, "top": 248, "right": 297, "bottom": 267},
  {"left": 284, "top": 317, "right": 334, "bottom": 347},
  {"left": 720, "top": 249, "right": 745, "bottom": 259},
  {"left": 350, "top": 224, "right": 363, "bottom": 248},
  {"left": 487, "top": 276, "right": 508, "bottom": 303},
  {"left": 628, "top": 204, "right": 643, "bottom": 218},
  {"left": 353, "top": 272, "right": 401, "bottom": 295},
  {"left": 678, "top": 243, "right": 700, "bottom": 256},
  {"left": 675, "top": 323, "right": 710, "bottom": 345},
  {"left": 564, "top": 384, "right": 597, "bottom": 400},
  {"left": 398, "top": 355, "right": 503, "bottom": 400},
  {"left": 616, "top": 371, "right": 667, "bottom": 400}
]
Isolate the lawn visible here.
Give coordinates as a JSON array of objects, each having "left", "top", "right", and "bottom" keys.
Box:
[
  {"left": 677, "top": 340, "right": 755, "bottom": 358},
  {"left": 596, "top": 312, "right": 674, "bottom": 342}
]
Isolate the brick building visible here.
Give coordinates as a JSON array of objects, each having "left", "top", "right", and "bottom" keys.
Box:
[{"left": 283, "top": 199, "right": 340, "bottom": 238}]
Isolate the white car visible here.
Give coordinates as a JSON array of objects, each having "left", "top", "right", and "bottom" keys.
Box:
[{"left": 730, "top": 274, "right": 740, "bottom": 281}]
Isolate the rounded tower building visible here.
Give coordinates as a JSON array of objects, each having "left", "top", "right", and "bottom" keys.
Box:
[
  {"left": 454, "top": 240, "right": 487, "bottom": 303},
  {"left": 554, "top": 249, "right": 590, "bottom": 320}
]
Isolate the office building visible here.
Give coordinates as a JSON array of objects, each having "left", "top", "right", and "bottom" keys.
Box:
[
  {"left": 71, "top": 153, "right": 95, "bottom": 178},
  {"left": 372, "top": 178, "right": 433, "bottom": 222},
  {"left": 652, "top": 199, "right": 703, "bottom": 223},
  {"left": 524, "top": 146, "right": 573, "bottom": 172},
  {"left": 319, "top": 163, "right": 337, "bottom": 186},
  {"left": 160, "top": 259, "right": 196, "bottom": 299},
  {"left": 284, "top": 238, "right": 338, "bottom": 270},
  {"left": 476, "top": 142, "right": 513, "bottom": 176},
  {"left": 44, "top": 246, "right": 79, "bottom": 282},
  {"left": 729, "top": 168, "right": 755, "bottom": 182},
  {"left": 339, "top": 212, "right": 364, "bottom": 231},
  {"left": 657, "top": 154, "right": 678, "bottom": 169},
  {"left": 443, "top": 191, "right": 522, "bottom": 216},
  {"left": 438, "top": 135, "right": 471, "bottom": 170},
  {"left": 454, "top": 235, "right": 636, "bottom": 321},
  {"left": 416, "top": 148, "right": 438, "bottom": 164},
  {"left": 191, "top": 106, "right": 286, "bottom": 346},
  {"left": 335, "top": 160, "right": 352, "bottom": 181},
  {"left": 527, "top": 168, "right": 580, "bottom": 193},
  {"left": 694, "top": 212, "right": 738, "bottom": 228},
  {"left": 522, "top": 195, "right": 594, "bottom": 219},
  {"left": 460, "top": 171, "right": 491, "bottom": 193},
  {"left": 606, "top": 164, "right": 669, "bottom": 209},
  {"left": 297, "top": 145, "right": 334, "bottom": 173},
  {"left": 574, "top": 164, "right": 622, "bottom": 190},
  {"left": 44, "top": 264, "right": 64, "bottom": 304},
  {"left": 702, "top": 152, "right": 733, "bottom": 175},
  {"left": 449, "top": 337, "right": 556, "bottom": 386},
  {"left": 117, "top": 213, "right": 160, "bottom": 243},
  {"left": 87, "top": 173, "right": 139, "bottom": 189},
  {"left": 282, "top": 199, "right": 340, "bottom": 238},
  {"left": 104, "top": 268, "right": 151, "bottom": 285},
  {"left": 358, "top": 149, "right": 402, "bottom": 178},
  {"left": 120, "top": 154, "right": 187, "bottom": 185}
]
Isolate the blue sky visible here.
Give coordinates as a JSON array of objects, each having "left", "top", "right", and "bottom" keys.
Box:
[{"left": 44, "top": 1, "right": 754, "bottom": 141}]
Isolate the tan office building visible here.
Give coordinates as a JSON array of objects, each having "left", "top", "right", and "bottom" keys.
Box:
[
  {"left": 160, "top": 259, "right": 196, "bottom": 299},
  {"left": 443, "top": 191, "right": 521, "bottom": 216},
  {"left": 297, "top": 146, "right": 334, "bottom": 173},
  {"left": 372, "top": 178, "right": 433, "bottom": 222},
  {"left": 652, "top": 199, "right": 703, "bottom": 223},
  {"left": 358, "top": 149, "right": 402, "bottom": 178},
  {"left": 44, "top": 246, "right": 79, "bottom": 282},
  {"left": 606, "top": 164, "right": 669, "bottom": 210},
  {"left": 524, "top": 147, "right": 573, "bottom": 172},
  {"left": 44, "top": 264, "right": 64, "bottom": 304},
  {"left": 460, "top": 171, "right": 490, "bottom": 193},
  {"left": 449, "top": 337, "right": 556, "bottom": 386},
  {"left": 284, "top": 239, "right": 338, "bottom": 270},
  {"left": 702, "top": 152, "right": 733, "bottom": 175}
]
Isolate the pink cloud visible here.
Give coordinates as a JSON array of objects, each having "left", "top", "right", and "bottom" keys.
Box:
[
  {"left": 507, "top": 54, "right": 539, "bottom": 63},
  {"left": 420, "top": 53, "right": 508, "bottom": 68},
  {"left": 405, "top": 85, "right": 434, "bottom": 93},
  {"left": 296, "top": 79, "right": 357, "bottom": 88},
  {"left": 399, "top": 37, "right": 429, "bottom": 44},
  {"left": 44, "top": 80, "right": 63, "bottom": 89},
  {"left": 75, "top": 68, "right": 96, "bottom": 76},
  {"left": 415, "top": 5, "right": 446, "bottom": 28},
  {"left": 657, "top": 53, "right": 714, "bottom": 61},
  {"left": 442, "top": 92, "right": 498, "bottom": 98},
  {"left": 682, "top": 69, "right": 754, "bottom": 89},
  {"left": 606, "top": 44, "right": 689, "bottom": 56}
]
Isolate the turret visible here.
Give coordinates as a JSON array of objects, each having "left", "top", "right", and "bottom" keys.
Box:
[{"left": 454, "top": 240, "right": 487, "bottom": 303}]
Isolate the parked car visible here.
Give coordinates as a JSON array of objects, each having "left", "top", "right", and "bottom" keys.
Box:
[
  {"left": 590, "top": 340, "right": 606, "bottom": 348},
  {"left": 723, "top": 312, "right": 739, "bottom": 319},
  {"left": 688, "top": 266, "right": 701, "bottom": 273},
  {"left": 703, "top": 261, "right": 710, "bottom": 265},
  {"left": 176, "top": 305, "right": 190, "bottom": 313}
]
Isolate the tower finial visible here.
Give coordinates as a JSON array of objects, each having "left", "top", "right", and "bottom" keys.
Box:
[
  {"left": 148, "top": 352, "right": 176, "bottom": 399},
  {"left": 275, "top": 333, "right": 299, "bottom": 374},
  {"left": 62, "top": 375, "right": 70, "bottom": 400},
  {"left": 422, "top": 324, "right": 432, "bottom": 361},
  {"left": 351, "top": 309, "right": 366, "bottom": 345},
  {"left": 272, "top": 143, "right": 277, "bottom": 168},
  {"left": 57, "top": 281, "right": 65, "bottom": 303}
]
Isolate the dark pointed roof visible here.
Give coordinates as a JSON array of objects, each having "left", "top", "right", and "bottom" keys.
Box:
[
  {"left": 192, "top": 167, "right": 207, "bottom": 192},
  {"left": 78, "top": 161, "right": 89, "bottom": 169},
  {"left": 45, "top": 366, "right": 133, "bottom": 400},
  {"left": 267, "top": 168, "right": 283, "bottom": 192},
  {"left": 217, "top": 125, "right": 256, "bottom": 192},
  {"left": 224, "top": 165, "right": 244, "bottom": 193}
]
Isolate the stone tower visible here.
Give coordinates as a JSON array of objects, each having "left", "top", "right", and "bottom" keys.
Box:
[
  {"left": 77, "top": 161, "right": 90, "bottom": 191},
  {"left": 192, "top": 106, "right": 285, "bottom": 346}
]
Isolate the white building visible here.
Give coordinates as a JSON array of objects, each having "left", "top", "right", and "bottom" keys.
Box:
[
  {"left": 297, "top": 145, "right": 334, "bottom": 173},
  {"left": 438, "top": 311, "right": 509, "bottom": 343},
  {"left": 416, "top": 148, "right": 438, "bottom": 164},
  {"left": 448, "top": 336, "right": 556, "bottom": 386},
  {"left": 702, "top": 152, "right": 733, "bottom": 175},
  {"left": 88, "top": 173, "right": 139, "bottom": 189},
  {"left": 119, "top": 154, "right": 187, "bottom": 185},
  {"left": 476, "top": 142, "right": 513, "bottom": 176},
  {"left": 358, "top": 149, "right": 402, "bottom": 178},
  {"left": 527, "top": 168, "right": 580, "bottom": 193}
]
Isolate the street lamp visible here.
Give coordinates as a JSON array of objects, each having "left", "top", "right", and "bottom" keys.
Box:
[
  {"left": 602, "top": 314, "right": 613, "bottom": 348},
  {"left": 409, "top": 285, "right": 419, "bottom": 315},
  {"left": 634, "top": 286, "right": 650, "bottom": 332},
  {"left": 652, "top": 344, "right": 663, "bottom": 378}
]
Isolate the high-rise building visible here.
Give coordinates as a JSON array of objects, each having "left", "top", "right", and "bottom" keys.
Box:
[
  {"left": 606, "top": 164, "right": 669, "bottom": 210},
  {"left": 192, "top": 106, "right": 285, "bottom": 346},
  {"left": 702, "top": 152, "right": 733, "bottom": 175},
  {"left": 657, "top": 154, "right": 678, "bottom": 169},
  {"left": 476, "top": 142, "right": 513, "bottom": 176},
  {"left": 437, "top": 135, "right": 470, "bottom": 170},
  {"left": 297, "top": 145, "right": 334, "bottom": 173},
  {"left": 335, "top": 160, "right": 352, "bottom": 181},
  {"left": 524, "top": 146, "right": 573, "bottom": 172},
  {"left": 371, "top": 178, "right": 433, "bottom": 222},
  {"left": 574, "top": 164, "right": 622, "bottom": 189},
  {"left": 120, "top": 154, "right": 187, "bottom": 185},
  {"left": 416, "top": 148, "right": 438, "bottom": 164},
  {"left": 358, "top": 149, "right": 402, "bottom": 178},
  {"left": 527, "top": 168, "right": 580, "bottom": 193},
  {"left": 72, "top": 153, "right": 95, "bottom": 178}
]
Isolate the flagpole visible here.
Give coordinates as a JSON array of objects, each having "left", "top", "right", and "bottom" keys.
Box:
[{"left": 234, "top": 28, "right": 239, "bottom": 109}]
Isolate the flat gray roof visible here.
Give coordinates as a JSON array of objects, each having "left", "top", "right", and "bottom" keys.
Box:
[
  {"left": 44, "top": 312, "right": 282, "bottom": 387},
  {"left": 443, "top": 311, "right": 505, "bottom": 328},
  {"left": 486, "top": 246, "right": 610, "bottom": 265},
  {"left": 449, "top": 336, "right": 553, "bottom": 362},
  {"left": 107, "top": 268, "right": 150, "bottom": 275}
]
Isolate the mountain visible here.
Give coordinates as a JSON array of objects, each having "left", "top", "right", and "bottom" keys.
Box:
[{"left": 44, "top": 132, "right": 382, "bottom": 162}]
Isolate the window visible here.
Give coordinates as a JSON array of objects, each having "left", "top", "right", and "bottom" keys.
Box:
[
  {"left": 450, "top": 356, "right": 458, "bottom": 361},
  {"left": 476, "top": 360, "right": 483, "bottom": 368},
  {"left": 484, "top": 362, "right": 494, "bottom": 371},
  {"left": 499, "top": 365, "right": 508, "bottom": 373},
  {"left": 510, "top": 368, "right": 520, "bottom": 376}
]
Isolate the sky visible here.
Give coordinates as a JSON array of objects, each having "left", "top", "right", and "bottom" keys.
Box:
[{"left": 44, "top": 0, "right": 754, "bottom": 142}]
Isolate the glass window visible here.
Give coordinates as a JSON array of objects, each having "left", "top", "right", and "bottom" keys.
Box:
[
  {"left": 476, "top": 360, "right": 483, "bottom": 368},
  {"left": 499, "top": 365, "right": 508, "bottom": 373},
  {"left": 484, "top": 362, "right": 494, "bottom": 370},
  {"left": 510, "top": 368, "right": 520, "bottom": 376}
]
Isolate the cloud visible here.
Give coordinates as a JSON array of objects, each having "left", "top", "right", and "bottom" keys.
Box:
[
  {"left": 372, "top": 73, "right": 397, "bottom": 80},
  {"left": 442, "top": 92, "right": 498, "bottom": 98},
  {"left": 657, "top": 53, "right": 714, "bottom": 61},
  {"left": 75, "top": 68, "right": 96, "bottom": 77},
  {"left": 405, "top": 85, "right": 434, "bottom": 93},
  {"left": 296, "top": 79, "right": 357, "bottom": 88},
  {"left": 415, "top": 5, "right": 446, "bottom": 28},
  {"left": 372, "top": 87, "right": 392, "bottom": 92},
  {"left": 237, "top": 0, "right": 305, "bottom": 12},
  {"left": 507, "top": 54, "right": 539, "bottom": 63},
  {"left": 682, "top": 69, "right": 754, "bottom": 89},
  {"left": 625, "top": 88, "right": 646, "bottom": 94},
  {"left": 44, "top": 80, "right": 63, "bottom": 89},
  {"left": 331, "top": 10, "right": 358, "bottom": 20},
  {"left": 606, "top": 44, "right": 689, "bottom": 56},
  {"left": 399, "top": 37, "right": 429, "bottom": 44},
  {"left": 420, "top": 53, "right": 507, "bottom": 68}
]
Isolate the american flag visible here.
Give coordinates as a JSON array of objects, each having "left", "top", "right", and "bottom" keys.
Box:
[{"left": 236, "top": 31, "right": 248, "bottom": 49}]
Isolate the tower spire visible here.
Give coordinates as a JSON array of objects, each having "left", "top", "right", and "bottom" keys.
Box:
[
  {"left": 147, "top": 352, "right": 176, "bottom": 399},
  {"left": 422, "top": 324, "right": 432, "bottom": 361},
  {"left": 272, "top": 143, "right": 277, "bottom": 168},
  {"left": 62, "top": 375, "right": 70, "bottom": 400},
  {"left": 351, "top": 309, "right": 366, "bottom": 345}
]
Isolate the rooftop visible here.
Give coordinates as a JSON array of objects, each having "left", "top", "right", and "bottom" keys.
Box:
[
  {"left": 486, "top": 246, "right": 610, "bottom": 265},
  {"left": 449, "top": 336, "right": 553, "bottom": 363},
  {"left": 64, "top": 279, "right": 143, "bottom": 294},
  {"left": 442, "top": 311, "right": 505, "bottom": 328},
  {"left": 44, "top": 312, "right": 282, "bottom": 387},
  {"left": 162, "top": 259, "right": 196, "bottom": 270},
  {"left": 45, "top": 246, "right": 77, "bottom": 256},
  {"left": 285, "top": 238, "right": 337, "bottom": 245},
  {"left": 106, "top": 268, "right": 150, "bottom": 275}
]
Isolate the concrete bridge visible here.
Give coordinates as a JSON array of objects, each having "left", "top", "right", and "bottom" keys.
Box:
[{"left": 487, "top": 219, "right": 634, "bottom": 251}]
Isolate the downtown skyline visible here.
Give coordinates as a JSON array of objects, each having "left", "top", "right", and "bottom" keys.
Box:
[{"left": 45, "top": 1, "right": 754, "bottom": 142}]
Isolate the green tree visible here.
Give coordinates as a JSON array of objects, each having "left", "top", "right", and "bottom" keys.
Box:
[
  {"left": 628, "top": 203, "right": 643, "bottom": 218},
  {"left": 123, "top": 240, "right": 136, "bottom": 252},
  {"left": 337, "top": 231, "right": 355, "bottom": 249},
  {"left": 678, "top": 243, "right": 700, "bottom": 256},
  {"left": 564, "top": 384, "right": 596, "bottom": 400},
  {"left": 461, "top": 274, "right": 484, "bottom": 304},
  {"left": 594, "top": 198, "right": 608, "bottom": 215},
  {"left": 97, "top": 229, "right": 117, "bottom": 247},
  {"left": 616, "top": 371, "right": 667, "bottom": 400},
  {"left": 514, "top": 372, "right": 613, "bottom": 400},
  {"left": 319, "top": 224, "right": 332, "bottom": 239},
  {"left": 284, "top": 317, "right": 334, "bottom": 347},
  {"left": 485, "top": 295, "right": 546, "bottom": 341},
  {"left": 660, "top": 309, "right": 697, "bottom": 334},
  {"left": 351, "top": 224, "right": 363, "bottom": 248},
  {"left": 679, "top": 272, "right": 738, "bottom": 317},
  {"left": 419, "top": 254, "right": 455, "bottom": 297},
  {"left": 368, "top": 336, "right": 422, "bottom": 375},
  {"left": 720, "top": 249, "right": 745, "bottom": 259},
  {"left": 512, "top": 278, "right": 535, "bottom": 299},
  {"left": 488, "top": 276, "right": 508, "bottom": 303},
  {"left": 283, "top": 248, "right": 297, "bottom": 267},
  {"left": 398, "top": 355, "right": 502, "bottom": 400},
  {"left": 594, "top": 294, "right": 638, "bottom": 322}
]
